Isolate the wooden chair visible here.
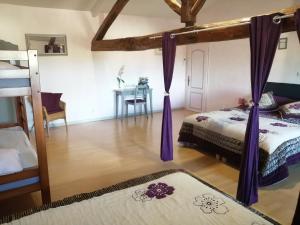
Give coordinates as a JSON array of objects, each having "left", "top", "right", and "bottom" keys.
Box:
[
  {"left": 29, "top": 96, "right": 67, "bottom": 135},
  {"left": 125, "top": 85, "right": 149, "bottom": 121},
  {"left": 43, "top": 100, "right": 67, "bottom": 135}
]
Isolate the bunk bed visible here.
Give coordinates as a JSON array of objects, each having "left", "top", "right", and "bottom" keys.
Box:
[{"left": 0, "top": 49, "right": 51, "bottom": 203}]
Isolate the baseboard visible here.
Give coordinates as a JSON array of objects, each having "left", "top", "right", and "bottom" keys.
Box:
[{"left": 39, "top": 107, "right": 185, "bottom": 128}]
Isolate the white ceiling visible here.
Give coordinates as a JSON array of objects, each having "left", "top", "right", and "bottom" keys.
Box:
[
  {"left": 0, "top": 0, "right": 215, "bottom": 18},
  {"left": 0, "top": 0, "right": 299, "bottom": 20}
]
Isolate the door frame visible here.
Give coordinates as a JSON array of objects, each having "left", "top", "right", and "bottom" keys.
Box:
[{"left": 185, "top": 43, "right": 209, "bottom": 112}]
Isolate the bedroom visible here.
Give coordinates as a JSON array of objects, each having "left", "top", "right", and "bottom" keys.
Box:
[{"left": 0, "top": 0, "right": 299, "bottom": 224}]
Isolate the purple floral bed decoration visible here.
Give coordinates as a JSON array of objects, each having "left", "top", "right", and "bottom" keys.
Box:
[
  {"left": 270, "top": 123, "right": 288, "bottom": 127},
  {"left": 196, "top": 116, "right": 209, "bottom": 122},
  {"left": 132, "top": 182, "right": 175, "bottom": 202},
  {"left": 230, "top": 117, "right": 246, "bottom": 122},
  {"left": 146, "top": 183, "right": 175, "bottom": 199},
  {"left": 289, "top": 103, "right": 300, "bottom": 110},
  {"left": 259, "top": 129, "right": 269, "bottom": 134},
  {"left": 220, "top": 108, "right": 232, "bottom": 112}
]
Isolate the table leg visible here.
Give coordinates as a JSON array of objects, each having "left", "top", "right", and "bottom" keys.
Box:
[
  {"left": 149, "top": 89, "right": 153, "bottom": 117},
  {"left": 121, "top": 94, "right": 125, "bottom": 120},
  {"left": 115, "top": 93, "right": 119, "bottom": 119}
]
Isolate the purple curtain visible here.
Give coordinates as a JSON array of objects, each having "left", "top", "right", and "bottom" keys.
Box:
[
  {"left": 160, "top": 32, "right": 176, "bottom": 161},
  {"left": 236, "top": 14, "right": 281, "bottom": 206},
  {"left": 296, "top": 9, "right": 300, "bottom": 41}
]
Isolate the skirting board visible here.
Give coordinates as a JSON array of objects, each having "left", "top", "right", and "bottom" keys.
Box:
[{"left": 29, "top": 107, "right": 185, "bottom": 129}]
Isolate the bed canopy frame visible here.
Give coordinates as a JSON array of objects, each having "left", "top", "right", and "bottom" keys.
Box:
[{"left": 0, "top": 41, "right": 51, "bottom": 204}]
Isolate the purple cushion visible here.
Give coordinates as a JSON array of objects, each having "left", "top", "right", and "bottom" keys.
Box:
[
  {"left": 41, "top": 92, "right": 63, "bottom": 114},
  {"left": 273, "top": 95, "right": 294, "bottom": 106}
]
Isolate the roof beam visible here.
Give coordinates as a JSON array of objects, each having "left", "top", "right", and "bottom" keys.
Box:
[
  {"left": 91, "top": 5, "right": 298, "bottom": 51},
  {"left": 181, "top": 0, "right": 196, "bottom": 26},
  {"left": 93, "top": 0, "right": 130, "bottom": 41},
  {"left": 164, "top": 0, "right": 181, "bottom": 15},
  {"left": 191, "top": 0, "right": 206, "bottom": 16}
]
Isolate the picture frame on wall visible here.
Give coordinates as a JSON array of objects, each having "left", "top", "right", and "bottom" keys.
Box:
[{"left": 25, "top": 34, "right": 68, "bottom": 56}]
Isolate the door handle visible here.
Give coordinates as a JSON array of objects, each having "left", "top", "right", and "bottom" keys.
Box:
[{"left": 187, "top": 76, "right": 190, "bottom": 86}]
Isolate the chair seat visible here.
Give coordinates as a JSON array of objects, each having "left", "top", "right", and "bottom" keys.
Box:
[
  {"left": 47, "top": 108, "right": 64, "bottom": 114},
  {"left": 126, "top": 99, "right": 146, "bottom": 104}
]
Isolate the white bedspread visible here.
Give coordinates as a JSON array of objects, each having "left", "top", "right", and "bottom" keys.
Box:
[
  {"left": 0, "top": 127, "right": 37, "bottom": 171},
  {"left": 3, "top": 172, "right": 274, "bottom": 225},
  {"left": 184, "top": 109, "right": 300, "bottom": 154}
]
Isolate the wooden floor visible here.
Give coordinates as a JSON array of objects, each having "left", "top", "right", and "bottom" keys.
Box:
[{"left": 0, "top": 109, "right": 299, "bottom": 225}]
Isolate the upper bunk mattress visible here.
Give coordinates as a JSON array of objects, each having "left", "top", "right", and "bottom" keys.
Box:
[
  {"left": 0, "top": 79, "right": 30, "bottom": 88},
  {"left": 0, "top": 127, "right": 37, "bottom": 170}
]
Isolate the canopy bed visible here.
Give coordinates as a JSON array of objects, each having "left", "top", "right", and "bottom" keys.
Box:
[
  {"left": 178, "top": 82, "right": 300, "bottom": 186},
  {"left": 0, "top": 47, "right": 51, "bottom": 204},
  {"left": 0, "top": 170, "right": 280, "bottom": 225}
]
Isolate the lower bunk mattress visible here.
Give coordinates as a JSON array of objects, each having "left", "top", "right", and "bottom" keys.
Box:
[
  {"left": 0, "top": 126, "right": 38, "bottom": 192},
  {"left": 0, "top": 170, "right": 279, "bottom": 225},
  {"left": 0, "top": 126, "right": 37, "bottom": 171},
  {"left": 178, "top": 109, "right": 300, "bottom": 186}
]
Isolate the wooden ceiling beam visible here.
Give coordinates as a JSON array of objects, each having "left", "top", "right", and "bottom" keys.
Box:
[
  {"left": 164, "top": 0, "right": 181, "bottom": 15},
  {"left": 91, "top": 5, "right": 299, "bottom": 51},
  {"left": 93, "top": 0, "right": 130, "bottom": 42},
  {"left": 181, "top": 0, "right": 196, "bottom": 26},
  {"left": 92, "top": 17, "right": 295, "bottom": 51},
  {"left": 191, "top": 0, "right": 206, "bottom": 16}
]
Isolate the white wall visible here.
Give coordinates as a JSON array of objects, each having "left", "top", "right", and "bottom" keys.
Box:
[
  {"left": 0, "top": 4, "right": 186, "bottom": 125},
  {"left": 191, "top": 0, "right": 300, "bottom": 111}
]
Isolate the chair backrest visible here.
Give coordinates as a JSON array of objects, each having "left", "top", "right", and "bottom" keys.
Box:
[{"left": 134, "top": 85, "right": 149, "bottom": 101}]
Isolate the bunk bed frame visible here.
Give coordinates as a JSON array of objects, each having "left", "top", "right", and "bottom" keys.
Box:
[{"left": 0, "top": 50, "right": 51, "bottom": 203}]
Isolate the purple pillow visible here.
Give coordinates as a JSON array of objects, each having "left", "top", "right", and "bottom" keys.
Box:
[
  {"left": 273, "top": 95, "right": 294, "bottom": 107},
  {"left": 41, "top": 92, "right": 63, "bottom": 114}
]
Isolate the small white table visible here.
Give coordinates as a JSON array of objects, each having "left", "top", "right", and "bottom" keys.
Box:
[{"left": 114, "top": 87, "right": 153, "bottom": 119}]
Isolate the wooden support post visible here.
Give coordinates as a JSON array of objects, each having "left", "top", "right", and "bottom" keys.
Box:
[
  {"left": 164, "top": 0, "right": 181, "bottom": 15},
  {"left": 15, "top": 97, "right": 29, "bottom": 137},
  {"left": 191, "top": 0, "right": 206, "bottom": 16},
  {"left": 93, "top": 0, "right": 130, "bottom": 42},
  {"left": 181, "top": 0, "right": 196, "bottom": 26},
  {"left": 28, "top": 50, "right": 51, "bottom": 204}
]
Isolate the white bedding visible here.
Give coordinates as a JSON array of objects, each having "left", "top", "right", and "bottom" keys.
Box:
[
  {"left": 184, "top": 109, "right": 300, "bottom": 155},
  {"left": 0, "top": 127, "right": 37, "bottom": 171},
  {"left": 2, "top": 172, "right": 275, "bottom": 225}
]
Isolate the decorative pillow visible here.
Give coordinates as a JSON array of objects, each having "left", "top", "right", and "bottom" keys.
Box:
[
  {"left": 273, "top": 95, "right": 294, "bottom": 107},
  {"left": 246, "top": 92, "right": 278, "bottom": 110},
  {"left": 0, "top": 148, "right": 23, "bottom": 176},
  {"left": 280, "top": 101, "right": 300, "bottom": 118},
  {"left": 41, "top": 92, "right": 63, "bottom": 114}
]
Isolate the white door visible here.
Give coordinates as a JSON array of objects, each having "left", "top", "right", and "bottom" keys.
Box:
[{"left": 185, "top": 43, "right": 209, "bottom": 112}]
